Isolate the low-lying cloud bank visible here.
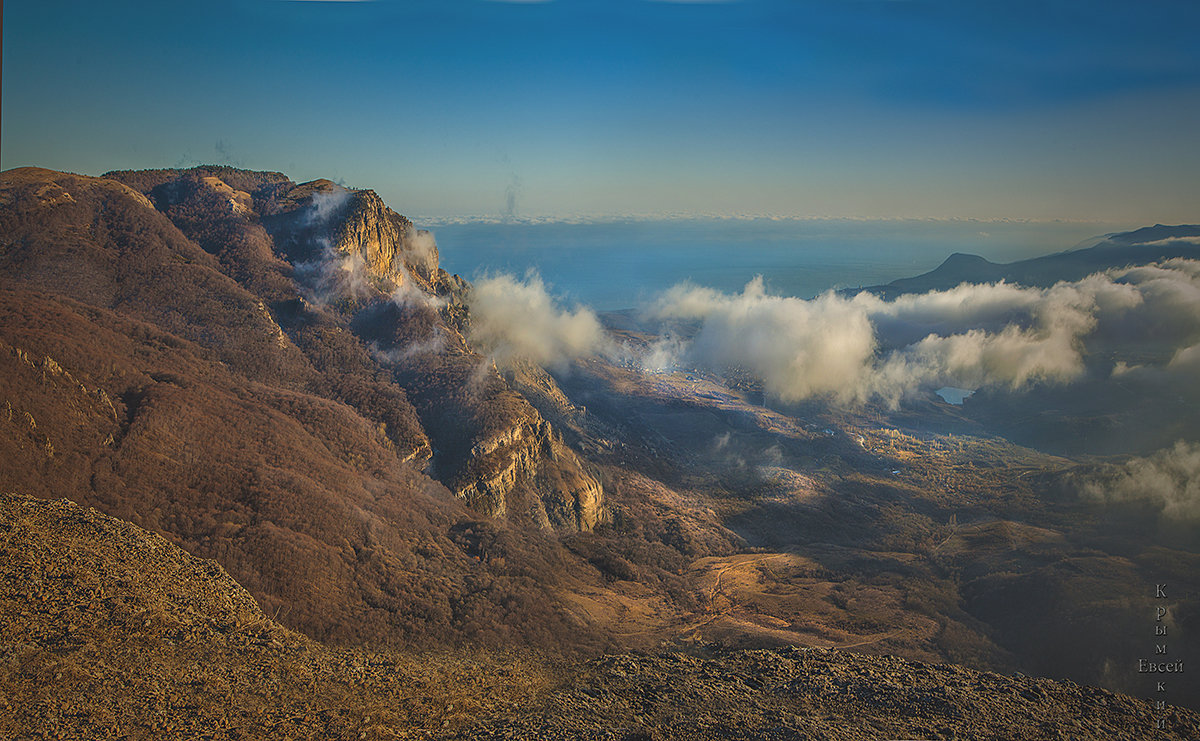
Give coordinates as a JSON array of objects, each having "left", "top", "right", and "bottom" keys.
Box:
[
  {"left": 462, "top": 259, "right": 1200, "bottom": 406},
  {"left": 1079, "top": 441, "right": 1200, "bottom": 522},
  {"left": 647, "top": 259, "right": 1200, "bottom": 405}
]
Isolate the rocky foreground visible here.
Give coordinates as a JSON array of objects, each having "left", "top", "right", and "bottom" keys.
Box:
[
  {"left": 454, "top": 650, "right": 1187, "bottom": 740},
  {"left": 2, "top": 493, "right": 1195, "bottom": 740}
]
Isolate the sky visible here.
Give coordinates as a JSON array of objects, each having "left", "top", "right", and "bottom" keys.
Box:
[{"left": 2, "top": 0, "right": 1199, "bottom": 222}]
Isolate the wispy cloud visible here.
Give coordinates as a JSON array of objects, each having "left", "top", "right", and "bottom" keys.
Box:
[{"left": 1079, "top": 441, "right": 1200, "bottom": 522}]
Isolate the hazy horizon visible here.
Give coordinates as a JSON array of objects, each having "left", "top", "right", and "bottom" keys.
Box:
[{"left": 430, "top": 216, "right": 1136, "bottom": 310}]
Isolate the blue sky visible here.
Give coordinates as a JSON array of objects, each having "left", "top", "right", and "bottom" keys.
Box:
[{"left": 3, "top": 0, "right": 1198, "bottom": 221}]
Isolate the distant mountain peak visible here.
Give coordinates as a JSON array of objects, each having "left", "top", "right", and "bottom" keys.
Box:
[
  {"left": 859, "top": 223, "right": 1200, "bottom": 299},
  {"left": 940, "top": 252, "right": 995, "bottom": 267}
]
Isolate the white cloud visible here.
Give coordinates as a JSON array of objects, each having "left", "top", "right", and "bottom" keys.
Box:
[
  {"left": 1168, "top": 342, "right": 1200, "bottom": 375},
  {"left": 371, "top": 332, "right": 446, "bottom": 363},
  {"left": 306, "top": 186, "right": 353, "bottom": 226},
  {"left": 643, "top": 259, "right": 1200, "bottom": 406},
  {"left": 649, "top": 277, "right": 877, "bottom": 403},
  {"left": 466, "top": 272, "right": 613, "bottom": 371},
  {"left": 403, "top": 228, "right": 440, "bottom": 273},
  {"left": 389, "top": 274, "right": 445, "bottom": 310},
  {"left": 458, "top": 258, "right": 1200, "bottom": 405}
]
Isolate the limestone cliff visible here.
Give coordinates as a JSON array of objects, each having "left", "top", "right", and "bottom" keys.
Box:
[
  {"left": 245, "top": 172, "right": 605, "bottom": 531},
  {"left": 333, "top": 189, "right": 438, "bottom": 287},
  {"left": 456, "top": 416, "right": 604, "bottom": 532},
  {"left": 368, "top": 306, "right": 606, "bottom": 532}
]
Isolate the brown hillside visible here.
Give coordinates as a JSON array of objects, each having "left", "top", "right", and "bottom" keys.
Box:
[
  {"left": 105, "top": 165, "right": 603, "bottom": 530},
  {"left": 3, "top": 492, "right": 1194, "bottom": 740},
  {"left": 6, "top": 165, "right": 1194, "bottom": 715},
  {"left": 0, "top": 287, "right": 595, "bottom": 649}
]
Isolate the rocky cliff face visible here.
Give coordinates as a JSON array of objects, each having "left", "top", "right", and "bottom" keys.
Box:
[
  {"left": 245, "top": 172, "right": 604, "bottom": 532},
  {"left": 256, "top": 177, "right": 457, "bottom": 297},
  {"left": 334, "top": 189, "right": 438, "bottom": 285},
  {"left": 457, "top": 416, "right": 604, "bottom": 531}
]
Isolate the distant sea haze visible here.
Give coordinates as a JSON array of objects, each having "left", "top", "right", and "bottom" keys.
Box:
[{"left": 429, "top": 218, "right": 1133, "bottom": 311}]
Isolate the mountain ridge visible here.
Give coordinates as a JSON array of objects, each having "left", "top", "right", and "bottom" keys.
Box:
[
  {"left": 862, "top": 223, "right": 1200, "bottom": 298},
  {"left": 102, "top": 165, "right": 603, "bottom": 531}
]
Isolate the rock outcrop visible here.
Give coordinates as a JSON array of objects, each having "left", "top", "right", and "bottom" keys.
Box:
[{"left": 458, "top": 416, "right": 604, "bottom": 531}]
